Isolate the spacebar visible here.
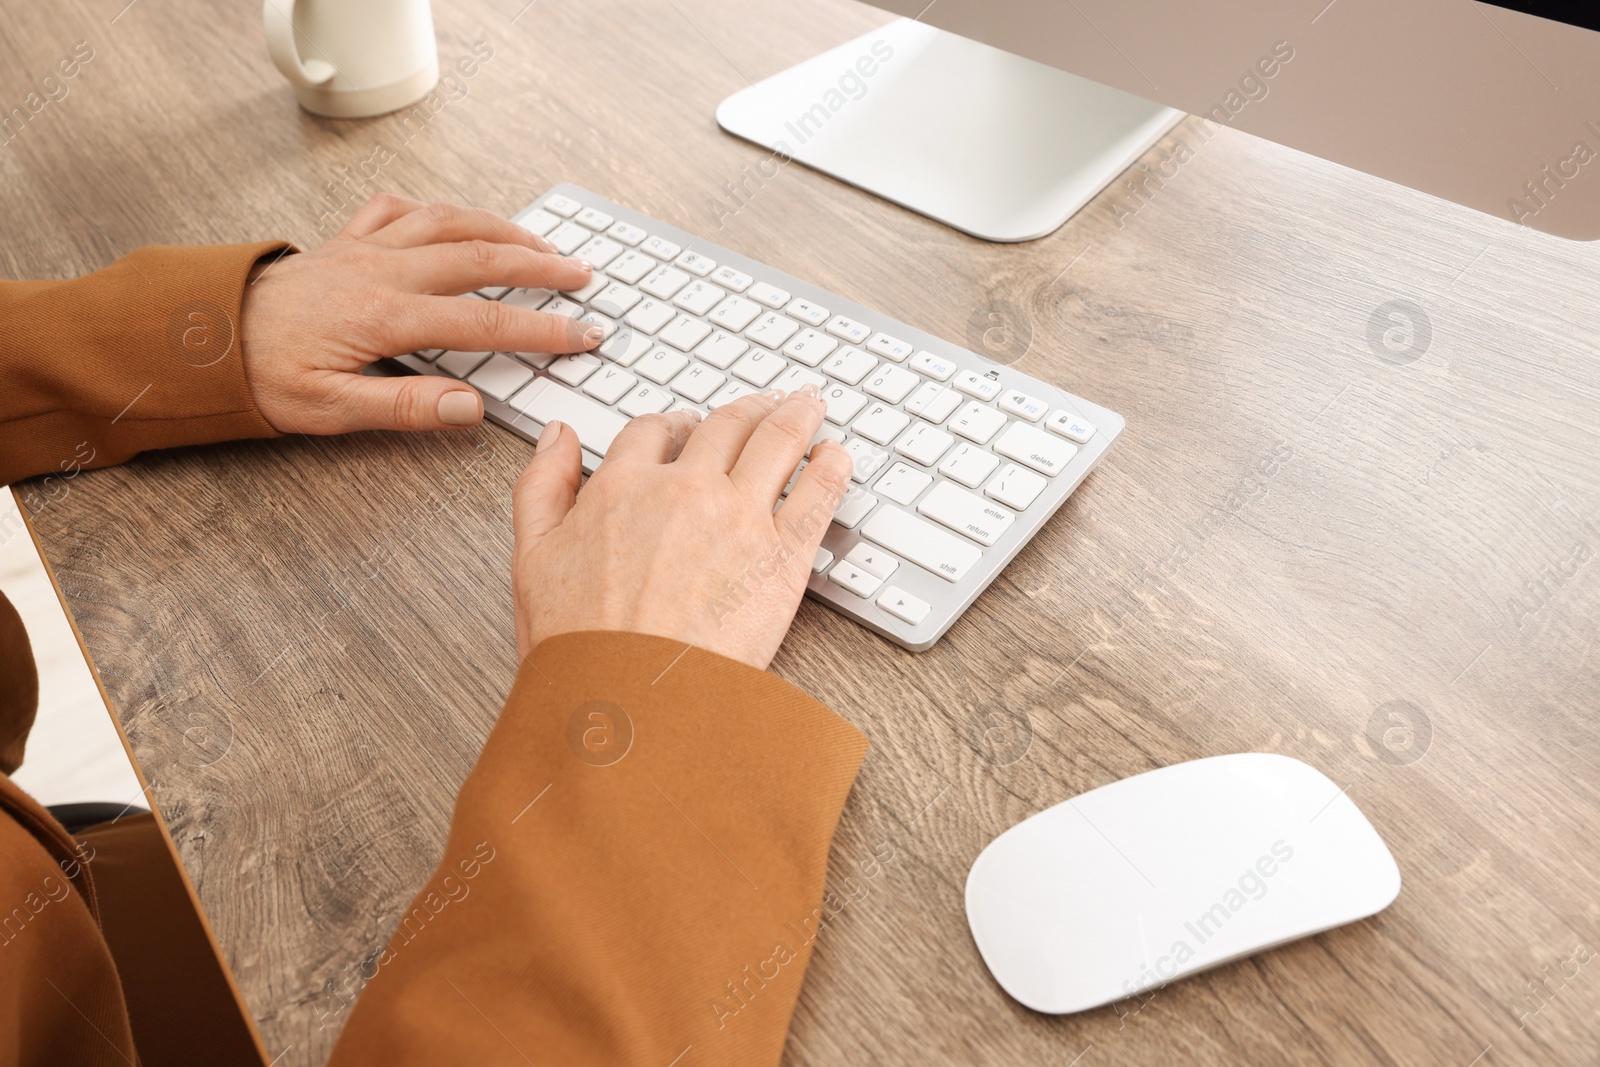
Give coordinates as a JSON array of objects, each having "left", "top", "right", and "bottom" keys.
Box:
[
  {"left": 861, "top": 505, "right": 982, "bottom": 583},
  {"left": 508, "top": 377, "right": 628, "bottom": 456}
]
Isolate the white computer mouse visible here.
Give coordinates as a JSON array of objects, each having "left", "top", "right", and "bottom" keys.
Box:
[{"left": 964, "top": 752, "right": 1400, "bottom": 1014}]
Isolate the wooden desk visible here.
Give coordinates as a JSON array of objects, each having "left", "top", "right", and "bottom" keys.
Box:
[{"left": 5, "top": 0, "right": 1599, "bottom": 1063}]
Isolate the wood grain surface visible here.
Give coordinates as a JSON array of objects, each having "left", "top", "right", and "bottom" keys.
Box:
[{"left": 4, "top": 0, "right": 1599, "bottom": 1063}]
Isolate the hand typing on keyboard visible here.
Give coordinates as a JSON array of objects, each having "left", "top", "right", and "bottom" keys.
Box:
[
  {"left": 239, "top": 194, "right": 598, "bottom": 435},
  {"left": 511, "top": 386, "right": 852, "bottom": 670}
]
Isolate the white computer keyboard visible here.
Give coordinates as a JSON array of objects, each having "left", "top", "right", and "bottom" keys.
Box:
[{"left": 396, "top": 184, "right": 1124, "bottom": 650}]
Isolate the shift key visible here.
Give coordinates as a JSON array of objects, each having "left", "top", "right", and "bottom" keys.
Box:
[{"left": 861, "top": 505, "right": 982, "bottom": 583}]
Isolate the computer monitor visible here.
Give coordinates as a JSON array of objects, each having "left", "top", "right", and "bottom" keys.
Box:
[{"left": 717, "top": 2, "right": 1600, "bottom": 242}]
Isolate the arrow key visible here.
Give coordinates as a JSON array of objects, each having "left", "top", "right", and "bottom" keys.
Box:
[
  {"left": 845, "top": 542, "right": 899, "bottom": 581},
  {"left": 876, "top": 585, "right": 930, "bottom": 625}
]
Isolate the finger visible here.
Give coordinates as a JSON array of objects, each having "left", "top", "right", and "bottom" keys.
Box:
[
  {"left": 339, "top": 193, "right": 429, "bottom": 240},
  {"left": 675, "top": 389, "right": 787, "bottom": 475},
  {"left": 366, "top": 201, "right": 560, "bottom": 256},
  {"left": 387, "top": 241, "right": 592, "bottom": 296},
  {"left": 774, "top": 439, "right": 853, "bottom": 569},
  {"left": 513, "top": 421, "right": 582, "bottom": 549},
  {"left": 728, "top": 385, "right": 828, "bottom": 502},
  {"left": 324, "top": 371, "right": 485, "bottom": 433},
  {"left": 601, "top": 408, "right": 702, "bottom": 466},
  {"left": 389, "top": 294, "right": 602, "bottom": 355}
]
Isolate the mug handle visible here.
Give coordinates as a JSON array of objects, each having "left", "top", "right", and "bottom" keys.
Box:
[{"left": 263, "top": 0, "right": 337, "bottom": 88}]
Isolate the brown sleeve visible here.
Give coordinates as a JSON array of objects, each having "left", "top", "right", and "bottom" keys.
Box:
[
  {"left": 328, "top": 631, "right": 870, "bottom": 1067},
  {"left": 0, "top": 588, "right": 38, "bottom": 776},
  {"left": 0, "top": 242, "right": 290, "bottom": 488}
]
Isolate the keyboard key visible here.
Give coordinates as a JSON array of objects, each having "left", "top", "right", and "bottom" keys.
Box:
[
  {"left": 894, "top": 423, "right": 955, "bottom": 466},
  {"left": 638, "top": 347, "right": 690, "bottom": 384},
  {"left": 782, "top": 329, "right": 838, "bottom": 367},
  {"left": 820, "top": 383, "right": 868, "bottom": 425},
  {"left": 549, "top": 352, "right": 602, "bottom": 386},
  {"left": 828, "top": 560, "right": 883, "bottom": 598},
  {"left": 771, "top": 369, "right": 825, "bottom": 398},
  {"left": 842, "top": 438, "right": 890, "bottom": 482},
  {"left": 811, "top": 423, "right": 846, "bottom": 449},
  {"left": 732, "top": 349, "right": 786, "bottom": 387},
  {"left": 833, "top": 487, "right": 878, "bottom": 529},
  {"left": 618, "top": 382, "right": 672, "bottom": 416},
  {"left": 626, "top": 298, "right": 676, "bottom": 335},
  {"left": 918, "top": 481, "right": 1014, "bottom": 546},
  {"left": 999, "top": 388, "right": 1049, "bottom": 422},
  {"left": 670, "top": 363, "right": 725, "bottom": 403},
  {"left": 950, "top": 401, "right": 1007, "bottom": 444},
  {"left": 515, "top": 351, "right": 557, "bottom": 369},
  {"left": 905, "top": 381, "right": 962, "bottom": 423},
  {"left": 675, "top": 250, "right": 716, "bottom": 277},
  {"left": 577, "top": 311, "right": 618, "bottom": 342},
  {"left": 476, "top": 286, "right": 513, "bottom": 300},
  {"left": 466, "top": 353, "right": 534, "bottom": 400},
  {"left": 861, "top": 506, "right": 982, "bottom": 583},
  {"left": 985, "top": 463, "right": 1047, "bottom": 510},
  {"left": 574, "top": 236, "right": 624, "bottom": 270},
  {"left": 826, "top": 315, "right": 871, "bottom": 345},
  {"left": 748, "top": 281, "right": 790, "bottom": 309},
  {"left": 502, "top": 288, "right": 553, "bottom": 310},
  {"left": 811, "top": 547, "right": 834, "bottom": 574},
  {"left": 708, "top": 295, "right": 761, "bottom": 332},
  {"left": 845, "top": 542, "right": 898, "bottom": 579},
  {"left": 544, "top": 194, "right": 581, "bottom": 218},
  {"left": 694, "top": 331, "right": 748, "bottom": 369},
  {"left": 518, "top": 208, "right": 561, "bottom": 236},
  {"left": 436, "top": 350, "right": 492, "bottom": 378},
  {"left": 938, "top": 442, "right": 1000, "bottom": 488},
  {"left": 909, "top": 350, "right": 957, "bottom": 381},
  {"left": 821, "top": 346, "right": 876, "bottom": 385},
  {"left": 656, "top": 314, "right": 712, "bottom": 353},
  {"left": 672, "top": 280, "right": 725, "bottom": 316},
  {"left": 708, "top": 380, "right": 756, "bottom": 409},
  {"left": 510, "top": 377, "right": 628, "bottom": 455},
  {"left": 599, "top": 329, "right": 651, "bottom": 366},
  {"left": 852, "top": 403, "right": 911, "bottom": 445},
  {"left": 867, "top": 332, "right": 915, "bottom": 362},
  {"left": 875, "top": 463, "right": 932, "bottom": 506},
  {"left": 590, "top": 283, "right": 642, "bottom": 316},
  {"left": 786, "top": 298, "right": 829, "bottom": 326},
  {"left": 640, "top": 265, "right": 691, "bottom": 300},
  {"left": 1045, "top": 409, "right": 1097, "bottom": 443},
  {"left": 747, "top": 313, "right": 801, "bottom": 350},
  {"left": 607, "top": 221, "right": 647, "bottom": 246},
  {"left": 606, "top": 250, "right": 656, "bottom": 285},
  {"left": 582, "top": 365, "right": 637, "bottom": 404},
  {"left": 641, "top": 235, "right": 681, "bottom": 261},
  {"left": 566, "top": 272, "right": 609, "bottom": 303},
  {"left": 953, "top": 369, "right": 1003, "bottom": 401},
  {"left": 414, "top": 349, "right": 442, "bottom": 362},
  {"left": 547, "top": 221, "right": 592, "bottom": 255},
  {"left": 992, "top": 421, "right": 1078, "bottom": 475},
  {"left": 863, "top": 365, "right": 918, "bottom": 405},
  {"left": 574, "top": 207, "right": 613, "bottom": 231},
  {"left": 709, "top": 265, "right": 752, "bottom": 292},
  {"left": 540, "top": 296, "right": 585, "bottom": 320},
  {"left": 877, "top": 585, "right": 931, "bottom": 625}
]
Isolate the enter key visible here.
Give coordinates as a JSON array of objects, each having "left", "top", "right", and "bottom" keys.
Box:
[{"left": 917, "top": 481, "right": 1015, "bottom": 547}]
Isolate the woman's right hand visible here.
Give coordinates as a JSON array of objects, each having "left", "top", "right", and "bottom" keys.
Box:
[{"left": 509, "top": 386, "right": 853, "bottom": 670}]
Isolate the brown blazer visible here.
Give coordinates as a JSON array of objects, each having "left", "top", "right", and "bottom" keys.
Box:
[{"left": 0, "top": 246, "right": 869, "bottom": 1065}]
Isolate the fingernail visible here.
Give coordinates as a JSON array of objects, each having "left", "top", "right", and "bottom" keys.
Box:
[
  {"left": 798, "top": 383, "right": 822, "bottom": 400},
  {"left": 537, "top": 420, "right": 563, "bottom": 452},
  {"left": 583, "top": 326, "right": 605, "bottom": 347},
  {"left": 764, "top": 388, "right": 787, "bottom": 402},
  {"left": 437, "top": 391, "right": 480, "bottom": 426},
  {"left": 575, "top": 258, "right": 594, "bottom": 273}
]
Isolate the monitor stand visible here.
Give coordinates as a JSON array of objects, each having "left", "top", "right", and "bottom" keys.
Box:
[{"left": 716, "top": 20, "right": 1184, "bottom": 243}]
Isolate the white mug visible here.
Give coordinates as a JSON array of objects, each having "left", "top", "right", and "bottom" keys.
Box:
[{"left": 263, "top": 0, "right": 439, "bottom": 118}]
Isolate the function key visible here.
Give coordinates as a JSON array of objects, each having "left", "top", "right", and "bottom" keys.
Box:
[
  {"left": 998, "top": 388, "right": 1048, "bottom": 422},
  {"left": 826, "top": 315, "right": 872, "bottom": 345},
  {"left": 909, "top": 350, "right": 957, "bottom": 381},
  {"left": 786, "top": 298, "right": 829, "bottom": 326},
  {"left": 642, "top": 235, "right": 681, "bottom": 261},
  {"left": 607, "top": 221, "right": 648, "bottom": 246},
  {"left": 544, "top": 194, "right": 582, "bottom": 218},
  {"left": 865, "top": 331, "right": 913, "bottom": 361},
  {"left": 709, "top": 265, "right": 753, "bottom": 292},
  {"left": 517, "top": 208, "right": 561, "bottom": 236},
  {"left": 748, "top": 281, "right": 791, "bottom": 309},
  {"left": 1045, "top": 409, "right": 1097, "bottom": 443},
  {"left": 675, "top": 250, "right": 717, "bottom": 277},
  {"left": 575, "top": 207, "right": 614, "bottom": 230},
  {"left": 952, "top": 368, "right": 1003, "bottom": 401}
]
